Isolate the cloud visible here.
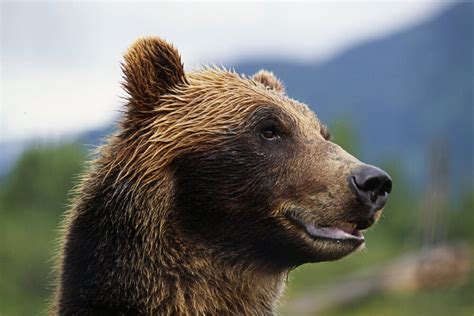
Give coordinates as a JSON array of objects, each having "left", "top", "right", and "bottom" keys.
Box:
[{"left": 1, "top": 1, "right": 447, "bottom": 140}]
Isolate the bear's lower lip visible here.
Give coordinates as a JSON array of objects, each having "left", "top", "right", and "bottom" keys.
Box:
[
  {"left": 305, "top": 223, "right": 364, "bottom": 241},
  {"left": 287, "top": 214, "right": 364, "bottom": 242}
]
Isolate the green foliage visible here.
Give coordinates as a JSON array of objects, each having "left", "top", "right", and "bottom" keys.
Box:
[
  {"left": 330, "top": 117, "right": 360, "bottom": 157},
  {"left": 0, "top": 143, "right": 85, "bottom": 315},
  {"left": 322, "top": 279, "right": 474, "bottom": 316},
  {"left": 0, "top": 143, "right": 85, "bottom": 214},
  {"left": 375, "top": 159, "right": 418, "bottom": 242},
  {"left": 447, "top": 190, "right": 474, "bottom": 242}
]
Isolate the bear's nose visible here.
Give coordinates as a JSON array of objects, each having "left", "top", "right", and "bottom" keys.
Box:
[{"left": 349, "top": 165, "right": 392, "bottom": 211}]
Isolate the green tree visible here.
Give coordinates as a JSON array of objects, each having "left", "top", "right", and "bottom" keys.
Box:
[
  {"left": 0, "top": 143, "right": 85, "bottom": 214},
  {"left": 330, "top": 117, "right": 360, "bottom": 157},
  {"left": 0, "top": 143, "right": 86, "bottom": 315}
]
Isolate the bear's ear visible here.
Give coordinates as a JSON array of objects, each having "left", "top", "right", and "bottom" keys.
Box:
[
  {"left": 122, "top": 37, "right": 187, "bottom": 106},
  {"left": 252, "top": 70, "right": 285, "bottom": 94}
]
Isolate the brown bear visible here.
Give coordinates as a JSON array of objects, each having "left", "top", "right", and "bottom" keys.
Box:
[{"left": 53, "top": 37, "right": 392, "bottom": 315}]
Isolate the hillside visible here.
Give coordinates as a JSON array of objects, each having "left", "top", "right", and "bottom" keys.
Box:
[
  {"left": 234, "top": 2, "right": 473, "bottom": 189},
  {"left": 1, "top": 3, "right": 471, "bottom": 190}
]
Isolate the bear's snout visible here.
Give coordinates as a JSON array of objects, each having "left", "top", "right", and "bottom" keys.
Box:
[{"left": 348, "top": 165, "right": 392, "bottom": 213}]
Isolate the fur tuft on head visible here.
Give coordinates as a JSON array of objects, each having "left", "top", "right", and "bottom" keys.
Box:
[
  {"left": 122, "top": 36, "right": 188, "bottom": 107},
  {"left": 252, "top": 70, "right": 285, "bottom": 93}
]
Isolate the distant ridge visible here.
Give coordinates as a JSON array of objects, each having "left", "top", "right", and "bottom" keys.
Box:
[
  {"left": 1, "top": 3, "right": 472, "bottom": 190},
  {"left": 234, "top": 2, "right": 473, "bottom": 189}
]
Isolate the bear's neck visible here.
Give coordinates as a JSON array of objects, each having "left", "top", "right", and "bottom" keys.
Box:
[
  {"left": 59, "top": 172, "right": 288, "bottom": 315},
  {"left": 132, "top": 172, "right": 289, "bottom": 314},
  {"left": 147, "top": 217, "right": 288, "bottom": 315}
]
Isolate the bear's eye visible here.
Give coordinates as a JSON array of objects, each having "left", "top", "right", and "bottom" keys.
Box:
[{"left": 260, "top": 126, "right": 280, "bottom": 140}]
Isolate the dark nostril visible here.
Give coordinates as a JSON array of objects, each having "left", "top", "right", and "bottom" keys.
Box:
[
  {"left": 349, "top": 165, "right": 392, "bottom": 207},
  {"left": 381, "top": 178, "right": 392, "bottom": 195}
]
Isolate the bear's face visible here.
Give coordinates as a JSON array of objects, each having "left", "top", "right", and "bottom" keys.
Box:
[{"left": 121, "top": 38, "right": 392, "bottom": 268}]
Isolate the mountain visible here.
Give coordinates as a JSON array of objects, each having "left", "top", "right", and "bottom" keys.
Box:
[
  {"left": 233, "top": 2, "right": 473, "bottom": 189},
  {"left": 1, "top": 3, "right": 472, "bottom": 190},
  {"left": 0, "top": 125, "right": 115, "bottom": 180}
]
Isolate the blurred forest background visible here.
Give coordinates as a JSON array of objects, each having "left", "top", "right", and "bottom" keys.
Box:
[{"left": 1, "top": 3, "right": 473, "bottom": 315}]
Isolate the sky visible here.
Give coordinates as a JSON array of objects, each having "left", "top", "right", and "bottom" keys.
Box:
[{"left": 1, "top": 1, "right": 449, "bottom": 142}]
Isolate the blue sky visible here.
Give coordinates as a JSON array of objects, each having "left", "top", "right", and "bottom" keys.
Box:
[{"left": 1, "top": 1, "right": 448, "bottom": 141}]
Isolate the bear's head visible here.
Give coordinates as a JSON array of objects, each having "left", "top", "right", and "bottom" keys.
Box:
[{"left": 117, "top": 37, "right": 392, "bottom": 270}]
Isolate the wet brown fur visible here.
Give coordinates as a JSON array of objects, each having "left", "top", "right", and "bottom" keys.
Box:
[{"left": 53, "top": 37, "right": 382, "bottom": 315}]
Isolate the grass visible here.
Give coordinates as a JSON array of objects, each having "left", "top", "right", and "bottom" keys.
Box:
[
  {"left": 0, "top": 208, "right": 60, "bottom": 316},
  {"left": 1, "top": 207, "right": 473, "bottom": 315},
  {"left": 282, "top": 229, "right": 474, "bottom": 316}
]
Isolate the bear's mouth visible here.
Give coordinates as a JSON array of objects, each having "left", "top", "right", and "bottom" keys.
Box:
[{"left": 286, "top": 213, "right": 364, "bottom": 242}]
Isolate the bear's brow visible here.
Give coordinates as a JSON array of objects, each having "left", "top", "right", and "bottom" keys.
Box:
[{"left": 251, "top": 106, "right": 291, "bottom": 122}]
